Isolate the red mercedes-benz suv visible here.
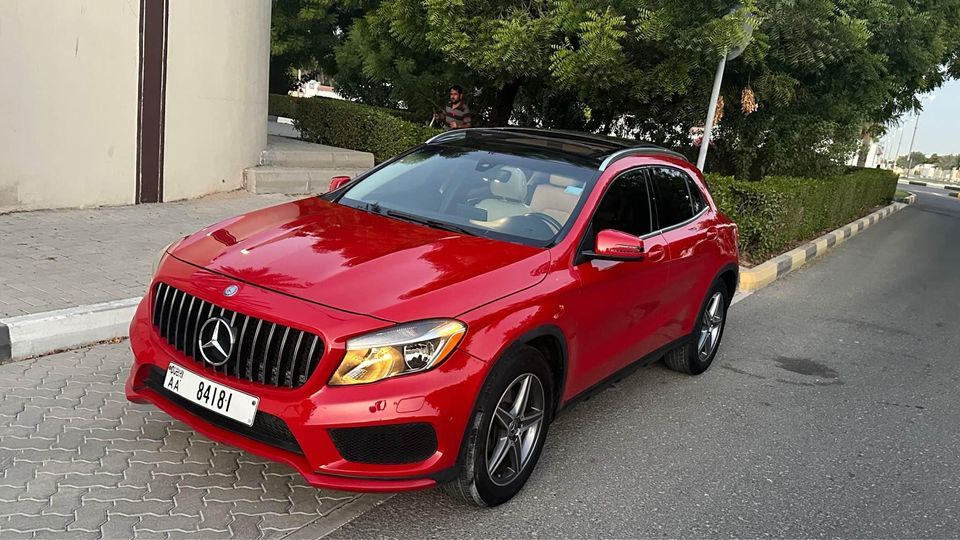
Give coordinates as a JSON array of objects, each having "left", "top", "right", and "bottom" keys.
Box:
[{"left": 126, "top": 128, "right": 739, "bottom": 506}]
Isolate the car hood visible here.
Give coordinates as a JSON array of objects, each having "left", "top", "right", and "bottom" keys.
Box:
[{"left": 169, "top": 197, "right": 550, "bottom": 322}]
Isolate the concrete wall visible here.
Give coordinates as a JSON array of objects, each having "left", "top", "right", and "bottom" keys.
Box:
[
  {"left": 0, "top": 0, "right": 140, "bottom": 212},
  {"left": 162, "top": 0, "right": 271, "bottom": 202}
]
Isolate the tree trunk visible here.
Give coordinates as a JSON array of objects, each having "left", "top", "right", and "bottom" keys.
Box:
[
  {"left": 487, "top": 80, "right": 522, "bottom": 126},
  {"left": 856, "top": 125, "right": 872, "bottom": 167}
]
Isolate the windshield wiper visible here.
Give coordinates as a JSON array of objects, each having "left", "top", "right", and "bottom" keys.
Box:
[{"left": 383, "top": 209, "right": 476, "bottom": 236}]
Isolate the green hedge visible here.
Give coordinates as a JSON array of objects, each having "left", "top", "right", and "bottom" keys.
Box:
[
  {"left": 268, "top": 94, "right": 440, "bottom": 162},
  {"left": 708, "top": 168, "right": 898, "bottom": 263},
  {"left": 268, "top": 94, "right": 299, "bottom": 119}
]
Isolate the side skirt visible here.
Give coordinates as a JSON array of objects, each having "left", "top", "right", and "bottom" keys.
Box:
[{"left": 556, "top": 335, "right": 690, "bottom": 415}]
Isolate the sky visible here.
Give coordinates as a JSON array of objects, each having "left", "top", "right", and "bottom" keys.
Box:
[{"left": 881, "top": 78, "right": 960, "bottom": 157}]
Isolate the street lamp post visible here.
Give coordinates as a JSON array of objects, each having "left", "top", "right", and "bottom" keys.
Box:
[
  {"left": 696, "top": 7, "right": 754, "bottom": 172},
  {"left": 903, "top": 95, "right": 934, "bottom": 175}
]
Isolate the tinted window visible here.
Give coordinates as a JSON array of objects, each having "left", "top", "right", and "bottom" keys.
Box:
[
  {"left": 688, "top": 178, "right": 707, "bottom": 213},
  {"left": 590, "top": 170, "right": 653, "bottom": 239},
  {"left": 650, "top": 167, "right": 694, "bottom": 228}
]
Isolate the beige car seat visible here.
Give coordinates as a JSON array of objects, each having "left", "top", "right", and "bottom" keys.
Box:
[
  {"left": 474, "top": 167, "right": 530, "bottom": 221},
  {"left": 529, "top": 174, "right": 583, "bottom": 224}
]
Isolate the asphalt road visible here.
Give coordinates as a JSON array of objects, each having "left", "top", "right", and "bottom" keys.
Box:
[{"left": 331, "top": 191, "right": 960, "bottom": 538}]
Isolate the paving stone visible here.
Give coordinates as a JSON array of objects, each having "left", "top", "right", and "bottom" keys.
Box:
[
  {"left": 0, "top": 192, "right": 291, "bottom": 318},
  {"left": 4, "top": 513, "right": 74, "bottom": 532},
  {"left": 0, "top": 484, "right": 28, "bottom": 502},
  {"left": 0, "top": 343, "right": 353, "bottom": 539},
  {"left": 99, "top": 514, "right": 139, "bottom": 539},
  {"left": 67, "top": 501, "right": 111, "bottom": 532},
  {"left": 228, "top": 514, "right": 264, "bottom": 540},
  {"left": 0, "top": 500, "right": 49, "bottom": 517}
]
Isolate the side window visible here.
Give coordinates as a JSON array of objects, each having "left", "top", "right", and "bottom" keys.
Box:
[
  {"left": 590, "top": 170, "right": 653, "bottom": 239},
  {"left": 688, "top": 177, "right": 707, "bottom": 213},
  {"left": 650, "top": 167, "right": 694, "bottom": 228}
]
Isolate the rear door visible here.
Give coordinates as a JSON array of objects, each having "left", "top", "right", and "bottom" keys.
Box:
[{"left": 648, "top": 167, "right": 717, "bottom": 338}]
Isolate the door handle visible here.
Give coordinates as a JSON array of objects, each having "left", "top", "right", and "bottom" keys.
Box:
[
  {"left": 646, "top": 244, "right": 666, "bottom": 262},
  {"left": 706, "top": 227, "right": 718, "bottom": 240}
]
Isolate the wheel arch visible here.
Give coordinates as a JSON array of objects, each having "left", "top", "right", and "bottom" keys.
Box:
[
  {"left": 495, "top": 325, "right": 568, "bottom": 418},
  {"left": 715, "top": 262, "right": 739, "bottom": 302}
]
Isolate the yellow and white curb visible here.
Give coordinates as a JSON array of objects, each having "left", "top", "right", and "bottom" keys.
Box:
[{"left": 738, "top": 200, "right": 911, "bottom": 293}]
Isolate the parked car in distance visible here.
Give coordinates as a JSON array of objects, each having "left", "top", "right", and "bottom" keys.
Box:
[{"left": 126, "top": 128, "right": 739, "bottom": 506}]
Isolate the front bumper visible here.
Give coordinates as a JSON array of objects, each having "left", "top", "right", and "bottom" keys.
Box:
[{"left": 125, "top": 259, "right": 487, "bottom": 492}]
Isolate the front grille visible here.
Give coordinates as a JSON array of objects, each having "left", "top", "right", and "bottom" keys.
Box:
[
  {"left": 329, "top": 423, "right": 438, "bottom": 465},
  {"left": 144, "top": 365, "right": 303, "bottom": 455},
  {"left": 152, "top": 282, "right": 323, "bottom": 388}
]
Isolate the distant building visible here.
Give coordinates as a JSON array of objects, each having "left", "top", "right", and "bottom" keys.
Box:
[{"left": 0, "top": 0, "right": 272, "bottom": 212}]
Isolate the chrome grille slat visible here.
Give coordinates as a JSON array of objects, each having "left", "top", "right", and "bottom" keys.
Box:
[
  {"left": 163, "top": 289, "right": 181, "bottom": 341},
  {"left": 247, "top": 319, "right": 264, "bottom": 381},
  {"left": 172, "top": 292, "right": 188, "bottom": 351},
  {"left": 260, "top": 324, "right": 278, "bottom": 384},
  {"left": 186, "top": 296, "right": 203, "bottom": 359},
  {"left": 274, "top": 327, "right": 291, "bottom": 387},
  {"left": 233, "top": 315, "right": 251, "bottom": 379},
  {"left": 181, "top": 296, "right": 197, "bottom": 354},
  {"left": 303, "top": 335, "right": 320, "bottom": 386},
  {"left": 150, "top": 283, "right": 322, "bottom": 389},
  {"left": 286, "top": 330, "right": 305, "bottom": 387},
  {"left": 192, "top": 295, "right": 208, "bottom": 358},
  {"left": 152, "top": 283, "right": 168, "bottom": 326}
]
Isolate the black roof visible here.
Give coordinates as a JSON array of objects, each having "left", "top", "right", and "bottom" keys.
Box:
[{"left": 426, "top": 127, "right": 686, "bottom": 169}]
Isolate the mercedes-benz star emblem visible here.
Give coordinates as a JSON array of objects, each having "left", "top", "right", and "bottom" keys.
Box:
[
  {"left": 197, "top": 317, "right": 235, "bottom": 367},
  {"left": 223, "top": 285, "right": 239, "bottom": 297}
]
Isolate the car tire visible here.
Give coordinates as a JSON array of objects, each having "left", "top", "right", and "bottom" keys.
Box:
[
  {"left": 664, "top": 280, "right": 729, "bottom": 375},
  {"left": 442, "top": 345, "right": 553, "bottom": 507}
]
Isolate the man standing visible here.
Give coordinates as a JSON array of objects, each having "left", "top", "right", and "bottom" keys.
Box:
[{"left": 439, "top": 85, "right": 473, "bottom": 129}]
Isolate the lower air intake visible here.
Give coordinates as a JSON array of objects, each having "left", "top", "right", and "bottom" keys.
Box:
[{"left": 329, "top": 423, "right": 437, "bottom": 465}]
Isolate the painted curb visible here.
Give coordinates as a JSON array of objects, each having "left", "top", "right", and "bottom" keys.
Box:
[
  {"left": 738, "top": 200, "right": 910, "bottom": 293},
  {"left": 0, "top": 297, "right": 142, "bottom": 363},
  {"left": 898, "top": 178, "right": 960, "bottom": 192}
]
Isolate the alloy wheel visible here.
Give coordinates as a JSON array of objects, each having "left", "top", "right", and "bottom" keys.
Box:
[
  {"left": 485, "top": 373, "right": 545, "bottom": 487},
  {"left": 697, "top": 291, "right": 724, "bottom": 361}
]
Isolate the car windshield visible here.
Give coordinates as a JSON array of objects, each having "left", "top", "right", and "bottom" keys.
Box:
[{"left": 336, "top": 141, "right": 599, "bottom": 247}]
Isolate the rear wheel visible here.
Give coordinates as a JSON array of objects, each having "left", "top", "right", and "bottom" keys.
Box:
[
  {"left": 664, "top": 281, "right": 729, "bottom": 375},
  {"left": 442, "top": 345, "right": 553, "bottom": 507}
]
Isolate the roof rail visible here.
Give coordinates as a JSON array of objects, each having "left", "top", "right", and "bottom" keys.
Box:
[
  {"left": 425, "top": 129, "right": 468, "bottom": 144},
  {"left": 598, "top": 147, "right": 689, "bottom": 171}
]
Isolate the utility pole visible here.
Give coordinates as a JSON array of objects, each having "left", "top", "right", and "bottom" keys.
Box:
[
  {"left": 905, "top": 114, "right": 921, "bottom": 172},
  {"left": 894, "top": 119, "right": 908, "bottom": 169},
  {"left": 696, "top": 6, "right": 753, "bottom": 172}
]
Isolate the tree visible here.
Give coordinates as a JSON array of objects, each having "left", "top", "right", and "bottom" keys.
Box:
[
  {"left": 270, "top": 0, "right": 365, "bottom": 94},
  {"left": 272, "top": 0, "right": 960, "bottom": 178},
  {"left": 332, "top": 0, "right": 755, "bottom": 128},
  {"left": 714, "top": 0, "right": 960, "bottom": 178}
]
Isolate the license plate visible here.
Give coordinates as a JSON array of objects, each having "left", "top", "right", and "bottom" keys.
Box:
[{"left": 163, "top": 363, "right": 259, "bottom": 426}]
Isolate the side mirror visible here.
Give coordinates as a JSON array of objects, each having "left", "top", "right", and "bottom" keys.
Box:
[
  {"left": 328, "top": 175, "right": 352, "bottom": 192},
  {"left": 584, "top": 229, "right": 645, "bottom": 261}
]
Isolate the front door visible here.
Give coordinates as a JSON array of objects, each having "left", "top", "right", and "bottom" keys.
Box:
[{"left": 566, "top": 168, "right": 673, "bottom": 396}]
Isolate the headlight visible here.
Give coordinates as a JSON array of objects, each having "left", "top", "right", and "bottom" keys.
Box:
[
  {"left": 329, "top": 320, "right": 466, "bottom": 386},
  {"left": 152, "top": 237, "right": 184, "bottom": 275}
]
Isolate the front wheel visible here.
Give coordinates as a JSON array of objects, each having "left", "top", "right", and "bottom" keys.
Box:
[
  {"left": 665, "top": 281, "right": 729, "bottom": 375},
  {"left": 442, "top": 346, "right": 553, "bottom": 507}
]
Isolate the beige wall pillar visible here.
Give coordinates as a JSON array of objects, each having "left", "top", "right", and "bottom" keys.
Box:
[
  {"left": 0, "top": 0, "right": 271, "bottom": 212},
  {"left": 0, "top": 0, "right": 140, "bottom": 212},
  {"left": 162, "top": 0, "right": 272, "bottom": 202}
]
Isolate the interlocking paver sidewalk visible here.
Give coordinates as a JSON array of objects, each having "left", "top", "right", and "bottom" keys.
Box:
[
  {"left": 0, "top": 341, "right": 359, "bottom": 539},
  {"left": 1, "top": 192, "right": 293, "bottom": 318}
]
